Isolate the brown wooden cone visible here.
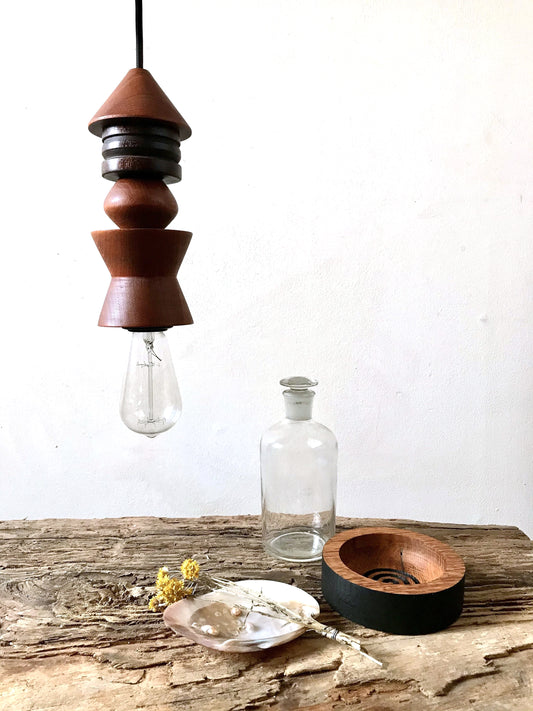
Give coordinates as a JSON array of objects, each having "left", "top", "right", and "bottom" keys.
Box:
[
  {"left": 88, "top": 68, "right": 192, "bottom": 139},
  {"left": 92, "top": 228, "right": 193, "bottom": 328}
]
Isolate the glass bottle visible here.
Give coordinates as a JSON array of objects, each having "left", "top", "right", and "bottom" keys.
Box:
[{"left": 261, "top": 377, "right": 337, "bottom": 562}]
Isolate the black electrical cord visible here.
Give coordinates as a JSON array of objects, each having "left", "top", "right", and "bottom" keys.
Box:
[{"left": 136, "top": 0, "right": 143, "bottom": 68}]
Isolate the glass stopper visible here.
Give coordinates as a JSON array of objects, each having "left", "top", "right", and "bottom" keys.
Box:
[{"left": 280, "top": 376, "right": 318, "bottom": 391}]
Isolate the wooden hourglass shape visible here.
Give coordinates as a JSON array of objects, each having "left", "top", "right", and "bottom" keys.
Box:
[{"left": 89, "top": 68, "right": 193, "bottom": 330}]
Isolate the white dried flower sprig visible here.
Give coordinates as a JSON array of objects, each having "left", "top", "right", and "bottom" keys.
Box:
[{"left": 150, "top": 562, "right": 382, "bottom": 667}]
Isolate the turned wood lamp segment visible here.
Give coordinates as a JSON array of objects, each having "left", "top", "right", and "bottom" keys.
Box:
[
  {"left": 104, "top": 180, "right": 178, "bottom": 229},
  {"left": 88, "top": 69, "right": 192, "bottom": 140},
  {"left": 89, "top": 68, "right": 192, "bottom": 329},
  {"left": 92, "top": 229, "right": 193, "bottom": 329}
]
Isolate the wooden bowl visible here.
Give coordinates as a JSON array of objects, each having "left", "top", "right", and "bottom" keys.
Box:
[{"left": 322, "top": 527, "right": 465, "bottom": 635}]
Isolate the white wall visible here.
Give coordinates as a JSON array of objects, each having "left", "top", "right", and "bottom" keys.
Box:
[{"left": 1, "top": 0, "right": 532, "bottom": 537}]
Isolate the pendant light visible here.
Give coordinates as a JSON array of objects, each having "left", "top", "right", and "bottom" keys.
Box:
[{"left": 88, "top": 0, "right": 192, "bottom": 437}]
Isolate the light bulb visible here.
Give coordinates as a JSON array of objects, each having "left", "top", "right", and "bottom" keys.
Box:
[{"left": 120, "top": 331, "right": 182, "bottom": 438}]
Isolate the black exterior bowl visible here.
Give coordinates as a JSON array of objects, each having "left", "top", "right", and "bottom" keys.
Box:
[{"left": 322, "top": 527, "right": 465, "bottom": 635}]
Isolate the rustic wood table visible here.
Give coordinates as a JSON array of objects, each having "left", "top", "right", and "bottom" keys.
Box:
[{"left": 0, "top": 516, "right": 531, "bottom": 710}]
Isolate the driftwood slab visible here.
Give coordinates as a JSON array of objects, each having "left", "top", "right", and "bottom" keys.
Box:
[{"left": 0, "top": 515, "right": 531, "bottom": 710}]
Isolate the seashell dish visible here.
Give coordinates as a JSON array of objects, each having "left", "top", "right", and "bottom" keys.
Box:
[{"left": 163, "top": 579, "right": 320, "bottom": 652}]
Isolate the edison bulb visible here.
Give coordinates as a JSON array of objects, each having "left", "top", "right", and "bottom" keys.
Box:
[{"left": 120, "top": 331, "right": 182, "bottom": 437}]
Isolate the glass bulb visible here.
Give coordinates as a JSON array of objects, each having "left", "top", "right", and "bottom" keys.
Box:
[{"left": 120, "top": 331, "right": 182, "bottom": 438}]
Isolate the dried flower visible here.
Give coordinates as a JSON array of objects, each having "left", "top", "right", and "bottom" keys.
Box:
[
  {"left": 156, "top": 566, "right": 170, "bottom": 588},
  {"left": 149, "top": 565, "right": 195, "bottom": 610},
  {"left": 161, "top": 577, "right": 185, "bottom": 599},
  {"left": 180, "top": 558, "right": 200, "bottom": 581}
]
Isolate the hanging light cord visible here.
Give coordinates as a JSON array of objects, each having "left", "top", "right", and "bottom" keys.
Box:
[{"left": 136, "top": 0, "right": 143, "bottom": 68}]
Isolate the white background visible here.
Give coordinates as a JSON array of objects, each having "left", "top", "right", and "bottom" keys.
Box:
[{"left": 1, "top": 0, "right": 532, "bottom": 537}]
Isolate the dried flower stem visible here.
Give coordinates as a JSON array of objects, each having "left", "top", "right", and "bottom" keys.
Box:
[{"left": 206, "top": 575, "right": 382, "bottom": 667}]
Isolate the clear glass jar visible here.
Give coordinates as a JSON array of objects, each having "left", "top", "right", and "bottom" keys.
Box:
[{"left": 261, "top": 377, "right": 337, "bottom": 562}]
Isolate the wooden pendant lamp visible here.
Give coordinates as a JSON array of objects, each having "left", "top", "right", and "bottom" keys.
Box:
[{"left": 89, "top": 0, "right": 193, "bottom": 331}]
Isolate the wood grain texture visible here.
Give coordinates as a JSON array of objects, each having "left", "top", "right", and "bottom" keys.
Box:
[{"left": 0, "top": 516, "right": 531, "bottom": 711}]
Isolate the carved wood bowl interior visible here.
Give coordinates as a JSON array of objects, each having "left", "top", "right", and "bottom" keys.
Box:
[{"left": 322, "top": 527, "right": 466, "bottom": 635}]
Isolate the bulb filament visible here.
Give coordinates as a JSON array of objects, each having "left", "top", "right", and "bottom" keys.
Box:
[{"left": 139, "top": 334, "right": 164, "bottom": 429}]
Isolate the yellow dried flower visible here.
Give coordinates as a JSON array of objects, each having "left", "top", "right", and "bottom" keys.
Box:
[
  {"left": 156, "top": 566, "right": 170, "bottom": 590},
  {"left": 149, "top": 563, "right": 197, "bottom": 611},
  {"left": 181, "top": 558, "right": 200, "bottom": 581},
  {"left": 161, "top": 578, "right": 185, "bottom": 603}
]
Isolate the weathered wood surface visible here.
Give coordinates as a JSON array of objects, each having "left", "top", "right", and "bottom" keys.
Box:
[{"left": 0, "top": 515, "right": 531, "bottom": 711}]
